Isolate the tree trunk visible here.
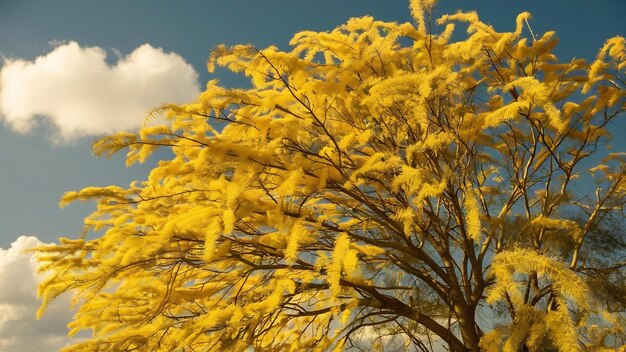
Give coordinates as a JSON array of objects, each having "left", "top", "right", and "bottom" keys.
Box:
[{"left": 455, "top": 304, "right": 481, "bottom": 351}]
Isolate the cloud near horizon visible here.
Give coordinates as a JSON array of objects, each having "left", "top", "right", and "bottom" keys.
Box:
[
  {"left": 0, "top": 42, "right": 200, "bottom": 142},
  {"left": 0, "top": 236, "right": 86, "bottom": 351}
]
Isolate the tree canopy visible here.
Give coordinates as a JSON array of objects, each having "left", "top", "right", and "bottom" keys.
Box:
[{"left": 35, "top": 1, "right": 625, "bottom": 351}]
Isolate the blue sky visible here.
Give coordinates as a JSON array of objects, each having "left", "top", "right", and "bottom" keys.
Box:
[{"left": 0, "top": 1, "right": 624, "bottom": 350}]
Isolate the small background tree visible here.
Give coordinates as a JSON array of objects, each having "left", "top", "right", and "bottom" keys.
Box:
[{"left": 36, "top": 1, "right": 625, "bottom": 351}]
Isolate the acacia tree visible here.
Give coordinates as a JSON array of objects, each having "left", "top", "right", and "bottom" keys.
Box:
[{"left": 36, "top": 1, "right": 625, "bottom": 351}]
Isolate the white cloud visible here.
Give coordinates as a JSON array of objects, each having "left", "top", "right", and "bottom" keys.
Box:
[
  {"left": 0, "top": 236, "right": 84, "bottom": 352},
  {"left": 0, "top": 42, "right": 200, "bottom": 142}
]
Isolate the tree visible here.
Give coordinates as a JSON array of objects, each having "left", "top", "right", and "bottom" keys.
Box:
[{"left": 35, "top": 1, "right": 625, "bottom": 351}]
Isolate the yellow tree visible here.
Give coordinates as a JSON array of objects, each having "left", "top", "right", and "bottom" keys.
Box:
[{"left": 36, "top": 1, "right": 625, "bottom": 351}]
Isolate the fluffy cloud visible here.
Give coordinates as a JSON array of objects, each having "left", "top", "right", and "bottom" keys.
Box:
[
  {"left": 0, "top": 236, "right": 84, "bottom": 351},
  {"left": 0, "top": 42, "right": 200, "bottom": 141}
]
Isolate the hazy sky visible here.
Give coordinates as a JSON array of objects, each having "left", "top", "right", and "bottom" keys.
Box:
[{"left": 0, "top": 1, "right": 624, "bottom": 350}]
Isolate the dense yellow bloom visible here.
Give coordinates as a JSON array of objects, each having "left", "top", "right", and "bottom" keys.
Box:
[{"left": 35, "top": 2, "right": 625, "bottom": 351}]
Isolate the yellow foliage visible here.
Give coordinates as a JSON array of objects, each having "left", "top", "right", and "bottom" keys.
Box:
[
  {"left": 489, "top": 249, "right": 590, "bottom": 309},
  {"left": 463, "top": 186, "right": 482, "bottom": 242},
  {"left": 34, "top": 2, "right": 625, "bottom": 351},
  {"left": 329, "top": 233, "right": 350, "bottom": 299}
]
